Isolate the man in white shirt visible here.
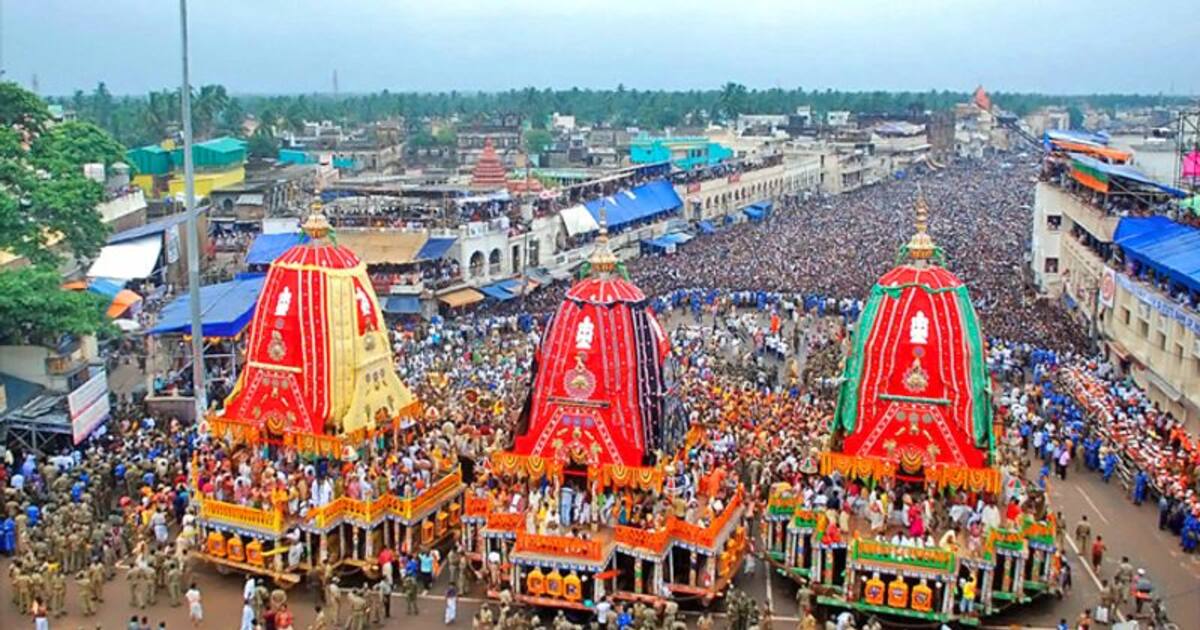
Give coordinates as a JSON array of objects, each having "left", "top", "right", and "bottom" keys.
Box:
[
  {"left": 595, "top": 597, "right": 612, "bottom": 625},
  {"left": 186, "top": 583, "right": 203, "bottom": 626}
]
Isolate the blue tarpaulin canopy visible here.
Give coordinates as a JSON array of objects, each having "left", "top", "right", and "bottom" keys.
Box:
[
  {"left": 479, "top": 283, "right": 517, "bottom": 301},
  {"left": 496, "top": 278, "right": 529, "bottom": 294},
  {"left": 1115, "top": 216, "right": 1200, "bottom": 293},
  {"left": 697, "top": 221, "right": 716, "bottom": 234},
  {"left": 383, "top": 295, "right": 421, "bottom": 314},
  {"left": 743, "top": 206, "right": 765, "bottom": 221},
  {"left": 150, "top": 274, "right": 266, "bottom": 338},
  {"left": 246, "top": 233, "right": 305, "bottom": 266},
  {"left": 416, "top": 237, "right": 457, "bottom": 260},
  {"left": 641, "top": 237, "right": 676, "bottom": 253},
  {"left": 1069, "top": 153, "right": 1188, "bottom": 198},
  {"left": 87, "top": 278, "right": 125, "bottom": 299},
  {"left": 584, "top": 180, "right": 681, "bottom": 231},
  {"left": 661, "top": 232, "right": 693, "bottom": 245}
]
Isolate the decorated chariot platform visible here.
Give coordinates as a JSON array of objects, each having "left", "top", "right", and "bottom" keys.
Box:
[
  {"left": 762, "top": 491, "right": 1058, "bottom": 625},
  {"left": 188, "top": 209, "right": 466, "bottom": 586},
  {"left": 462, "top": 454, "right": 747, "bottom": 609},
  {"left": 462, "top": 216, "right": 749, "bottom": 609},
  {"left": 760, "top": 196, "right": 1059, "bottom": 624}
]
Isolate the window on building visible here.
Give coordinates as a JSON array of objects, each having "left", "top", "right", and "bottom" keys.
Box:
[
  {"left": 1047, "top": 215, "right": 1062, "bottom": 231},
  {"left": 1121, "top": 307, "right": 1131, "bottom": 326},
  {"left": 1044, "top": 258, "right": 1058, "bottom": 273},
  {"left": 1156, "top": 331, "right": 1167, "bottom": 351},
  {"left": 1139, "top": 320, "right": 1150, "bottom": 338}
]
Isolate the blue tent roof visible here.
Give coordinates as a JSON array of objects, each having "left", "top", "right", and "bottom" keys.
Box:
[
  {"left": 496, "top": 278, "right": 526, "bottom": 293},
  {"left": 479, "top": 283, "right": 517, "bottom": 301},
  {"left": 383, "top": 295, "right": 421, "bottom": 314},
  {"left": 416, "top": 237, "right": 457, "bottom": 260},
  {"left": 697, "top": 221, "right": 716, "bottom": 234},
  {"left": 87, "top": 277, "right": 125, "bottom": 298},
  {"left": 246, "top": 233, "right": 305, "bottom": 266},
  {"left": 584, "top": 180, "right": 681, "bottom": 230},
  {"left": 641, "top": 237, "right": 675, "bottom": 252},
  {"left": 661, "top": 232, "right": 693, "bottom": 245},
  {"left": 1115, "top": 216, "right": 1200, "bottom": 293},
  {"left": 149, "top": 274, "right": 266, "bottom": 338},
  {"left": 1070, "top": 153, "right": 1187, "bottom": 198},
  {"left": 743, "top": 206, "right": 765, "bottom": 221}
]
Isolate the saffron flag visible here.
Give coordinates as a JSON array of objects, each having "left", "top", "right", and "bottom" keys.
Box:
[{"left": 973, "top": 86, "right": 991, "bottom": 112}]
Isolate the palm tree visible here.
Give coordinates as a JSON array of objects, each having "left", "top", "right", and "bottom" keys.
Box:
[
  {"left": 143, "top": 90, "right": 175, "bottom": 142},
  {"left": 193, "top": 85, "right": 229, "bottom": 138},
  {"left": 718, "top": 82, "right": 748, "bottom": 121}
]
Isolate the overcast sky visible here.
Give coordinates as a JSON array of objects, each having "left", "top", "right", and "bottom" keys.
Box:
[{"left": 4, "top": 0, "right": 1195, "bottom": 96}]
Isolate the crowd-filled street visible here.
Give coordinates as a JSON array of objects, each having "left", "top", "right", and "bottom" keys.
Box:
[{"left": 2, "top": 152, "right": 1197, "bottom": 630}]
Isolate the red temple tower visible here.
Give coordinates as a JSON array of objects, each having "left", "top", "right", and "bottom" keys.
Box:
[
  {"left": 832, "top": 195, "right": 994, "bottom": 479},
  {"left": 219, "top": 211, "right": 415, "bottom": 438},
  {"left": 512, "top": 218, "right": 671, "bottom": 467},
  {"left": 470, "top": 139, "right": 509, "bottom": 190}
]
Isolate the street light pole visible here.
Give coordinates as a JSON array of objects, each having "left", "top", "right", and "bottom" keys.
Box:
[{"left": 179, "top": 0, "right": 206, "bottom": 418}]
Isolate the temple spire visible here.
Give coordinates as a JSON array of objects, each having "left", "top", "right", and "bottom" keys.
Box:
[
  {"left": 588, "top": 204, "right": 618, "bottom": 276},
  {"left": 907, "top": 189, "right": 936, "bottom": 264},
  {"left": 302, "top": 192, "right": 332, "bottom": 241}
]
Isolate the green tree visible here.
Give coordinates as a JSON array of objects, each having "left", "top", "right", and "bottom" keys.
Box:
[
  {"left": 31, "top": 121, "right": 126, "bottom": 175},
  {"left": 142, "top": 90, "right": 178, "bottom": 142},
  {"left": 0, "top": 82, "right": 51, "bottom": 133},
  {"left": 247, "top": 126, "right": 279, "bottom": 159},
  {"left": 1066, "top": 105, "right": 1085, "bottom": 130},
  {"left": 193, "top": 84, "right": 230, "bottom": 138},
  {"left": 0, "top": 84, "right": 118, "bottom": 266},
  {"left": 522, "top": 128, "right": 554, "bottom": 156},
  {"left": 91, "top": 81, "right": 115, "bottom": 130},
  {"left": 218, "top": 97, "right": 247, "bottom": 137},
  {"left": 0, "top": 266, "right": 108, "bottom": 346},
  {"left": 432, "top": 127, "right": 457, "bottom": 146},
  {"left": 717, "top": 82, "right": 750, "bottom": 121}
]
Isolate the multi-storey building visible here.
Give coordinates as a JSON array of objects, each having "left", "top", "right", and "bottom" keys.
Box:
[{"left": 1030, "top": 152, "right": 1200, "bottom": 425}]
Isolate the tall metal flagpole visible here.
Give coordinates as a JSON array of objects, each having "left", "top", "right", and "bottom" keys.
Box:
[{"left": 179, "top": 0, "right": 206, "bottom": 418}]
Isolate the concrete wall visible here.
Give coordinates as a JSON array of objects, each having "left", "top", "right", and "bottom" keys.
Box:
[
  {"left": 97, "top": 190, "right": 148, "bottom": 228},
  {"left": 0, "top": 338, "right": 97, "bottom": 391},
  {"left": 1030, "top": 183, "right": 1200, "bottom": 427},
  {"left": 1031, "top": 183, "right": 1064, "bottom": 295},
  {"left": 675, "top": 160, "right": 820, "bottom": 222},
  {"left": 1102, "top": 277, "right": 1200, "bottom": 428}
]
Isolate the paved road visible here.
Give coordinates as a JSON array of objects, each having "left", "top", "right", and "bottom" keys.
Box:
[{"left": 1032, "top": 460, "right": 1200, "bottom": 629}]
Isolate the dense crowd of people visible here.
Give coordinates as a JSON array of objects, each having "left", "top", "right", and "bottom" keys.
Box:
[
  {"left": 1030, "top": 356, "right": 1200, "bottom": 552},
  {"left": 495, "top": 155, "right": 1089, "bottom": 354},
  {"left": 4, "top": 149, "right": 1197, "bottom": 630}
]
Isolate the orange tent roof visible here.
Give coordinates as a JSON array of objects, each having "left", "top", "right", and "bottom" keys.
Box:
[
  {"left": 1050, "top": 140, "right": 1131, "bottom": 164},
  {"left": 106, "top": 289, "right": 142, "bottom": 318}
]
